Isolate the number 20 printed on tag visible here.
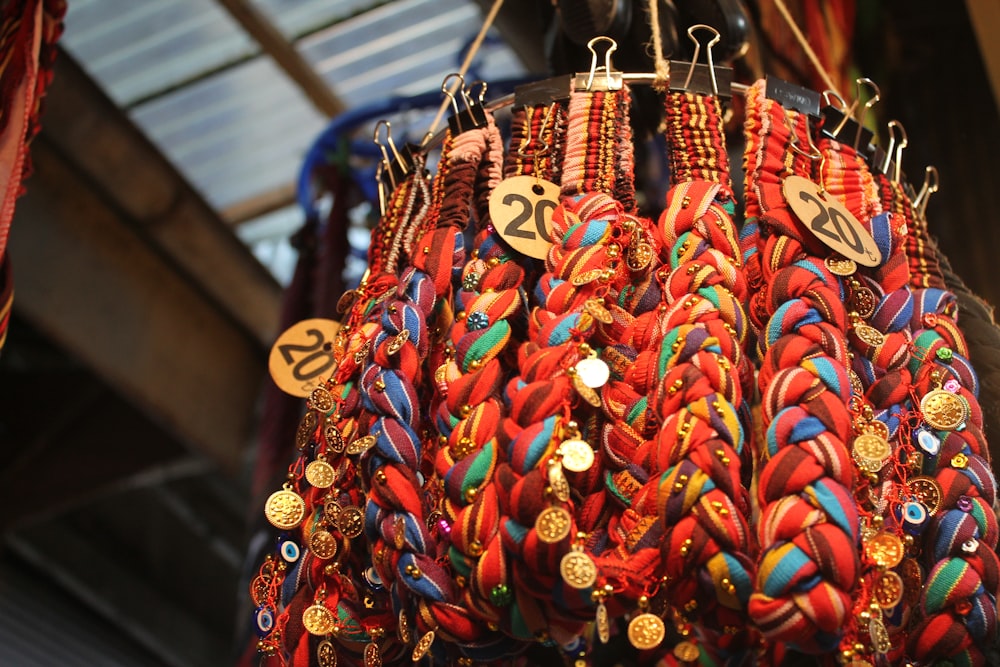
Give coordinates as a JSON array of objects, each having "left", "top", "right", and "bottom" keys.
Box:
[
  {"left": 268, "top": 318, "right": 342, "bottom": 396},
  {"left": 783, "top": 175, "right": 882, "bottom": 267},
  {"left": 489, "top": 176, "right": 560, "bottom": 259}
]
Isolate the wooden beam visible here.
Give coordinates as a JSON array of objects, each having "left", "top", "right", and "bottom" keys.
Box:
[
  {"left": 966, "top": 0, "right": 1000, "bottom": 113},
  {"left": 215, "top": 0, "right": 345, "bottom": 117},
  {"left": 9, "top": 135, "right": 266, "bottom": 474},
  {"left": 221, "top": 181, "right": 297, "bottom": 226},
  {"left": 40, "top": 52, "right": 282, "bottom": 347}
]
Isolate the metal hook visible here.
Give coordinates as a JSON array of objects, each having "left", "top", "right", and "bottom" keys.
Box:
[
  {"left": 914, "top": 165, "right": 939, "bottom": 217},
  {"left": 516, "top": 103, "right": 557, "bottom": 159},
  {"left": 683, "top": 24, "right": 722, "bottom": 96},
  {"left": 373, "top": 119, "right": 402, "bottom": 188},
  {"left": 441, "top": 72, "right": 465, "bottom": 127},
  {"left": 374, "top": 160, "right": 387, "bottom": 216},
  {"left": 467, "top": 79, "right": 488, "bottom": 106},
  {"left": 883, "top": 120, "right": 908, "bottom": 183},
  {"left": 822, "top": 89, "right": 848, "bottom": 111},
  {"left": 784, "top": 112, "right": 822, "bottom": 161},
  {"left": 584, "top": 36, "right": 618, "bottom": 91},
  {"left": 853, "top": 78, "right": 880, "bottom": 151}
]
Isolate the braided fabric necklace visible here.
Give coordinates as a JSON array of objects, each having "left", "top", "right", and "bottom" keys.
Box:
[{"left": 742, "top": 80, "right": 861, "bottom": 656}]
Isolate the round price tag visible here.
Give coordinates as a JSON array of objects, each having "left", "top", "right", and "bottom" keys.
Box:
[
  {"left": 268, "top": 318, "right": 342, "bottom": 397},
  {"left": 783, "top": 175, "right": 882, "bottom": 267},
  {"left": 489, "top": 175, "right": 559, "bottom": 259}
]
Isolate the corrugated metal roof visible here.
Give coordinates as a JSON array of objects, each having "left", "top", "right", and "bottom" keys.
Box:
[{"left": 59, "top": 0, "right": 528, "bottom": 282}]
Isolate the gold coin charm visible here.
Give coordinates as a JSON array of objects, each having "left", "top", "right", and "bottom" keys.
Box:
[
  {"left": 347, "top": 434, "right": 378, "bottom": 455},
  {"left": 853, "top": 323, "right": 886, "bottom": 347},
  {"left": 412, "top": 630, "right": 435, "bottom": 661},
  {"left": 560, "top": 549, "right": 597, "bottom": 589},
  {"left": 338, "top": 505, "right": 365, "bottom": 539},
  {"left": 849, "top": 370, "right": 865, "bottom": 397},
  {"left": 386, "top": 329, "right": 410, "bottom": 355},
  {"left": 325, "top": 419, "right": 345, "bottom": 453},
  {"left": 398, "top": 611, "right": 412, "bottom": 644},
  {"left": 869, "top": 616, "right": 892, "bottom": 654},
  {"left": 303, "top": 603, "right": 336, "bottom": 635},
  {"left": 296, "top": 411, "right": 319, "bottom": 449},
  {"left": 873, "top": 570, "right": 904, "bottom": 609},
  {"left": 250, "top": 575, "right": 270, "bottom": 607},
  {"left": 535, "top": 506, "right": 572, "bottom": 544},
  {"left": 825, "top": 255, "right": 858, "bottom": 276},
  {"left": 627, "top": 242, "right": 654, "bottom": 272},
  {"left": 548, "top": 461, "right": 570, "bottom": 502},
  {"left": 264, "top": 486, "right": 306, "bottom": 530},
  {"left": 324, "top": 498, "right": 342, "bottom": 522},
  {"left": 310, "top": 386, "right": 335, "bottom": 412},
  {"left": 865, "top": 419, "right": 890, "bottom": 441},
  {"left": 900, "top": 558, "right": 923, "bottom": 608},
  {"left": 851, "top": 286, "right": 877, "bottom": 319},
  {"left": 353, "top": 340, "right": 371, "bottom": 365},
  {"left": 584, "top": 298, "right": 614, "bottom": 324},
  {"left": 909, "top": 475, "right": 943, "bottom": 515},
  {"left": 317, "top": 639, "right": 338, "bottom": 667},
  {"left": 627, "top": 612, "right": 666, "bottom": 650},
  {"left": 364, "top": 642, "right": 382, "bottom": 667},
  {"left": 572, "top": 375, "right": 602, "bottom": 407},
  {"left": 852, "top": 433, "right": 891, "bottom": 472},
  {"left": 920, "top": 389, "right": 969, "bottom": 431},
  {"left": 309, "top": 530, "right": 339, "bottom": 560},
  {"left": 866, "top": 532, "right": 905, "bottom": 568},
  {"left": 674, "top": 640, "right": 700, "bottom": 662},
  {"left": 596, "top": 602, "right": 610, "bottom": 644},
  {"left": 306, "top": 459, "right": 337, "bottom": 488},
  {"left": 559, "top": 439, "right": 595, "bottom": 472},
  {"left": 572, "top": 269, "right": 604, "bottom": 286}
]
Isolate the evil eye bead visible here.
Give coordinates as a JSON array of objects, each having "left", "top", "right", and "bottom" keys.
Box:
[
  {"left": 255, "top": 606, "right": 275, "bottom": 637},
  {"left": 279, "top": 538, "right": 301, "bottom": 563},
  {"left": 915, "top": 428, "right": 940, "bottom": 456},
  {"left": 901, "top": 501, "right": 929, "bottom": 535}
]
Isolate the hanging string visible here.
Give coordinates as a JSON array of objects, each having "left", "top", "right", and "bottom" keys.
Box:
[
  {"left": 772, "top": 0, "right": 841, "bottom": 101},
  {"left": 423, "top": 0, "right": 505, "bottom": 142},
  {"left": 645, "top": 0, "right": 670, "bottom": 82}
]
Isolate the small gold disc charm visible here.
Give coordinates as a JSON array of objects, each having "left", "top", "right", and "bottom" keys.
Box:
[
  {"left": 596, "top": 602, "right": 610, "bottom": 644},
  {"left": 900, "top": 558, "right": 923, "bottom": 608},
  {"left": 264, "top": 486, "right": 306, "bottom": 530},
  {"left": 412, "top": 630, "right": 435, "bottom": 661},
  {"left": 303, "top": 603, "right": 335, "bottom": 635},
  {"left": 576, "top": 357, "right": 610, "bottom": 388},
  {"left": 674, "top": 640, "right": 700, "bottom": 662},
  {"left": 338, "top": 505, "right": 365, "bottom": 539},
  {"left": 547, "top": 461, "right": 570, "bottom": 502},
  {"left": 584, "top": 298, "right": 614, "bottom": 324},
  {"left": 853, "top": 323, "right": 886, "bottom": 347},
  {"left": 364, "top": 642, "right": 382, "bottom": 667},
  {"left": 627, "top": 242, "right": 654, "bottom": 272},
  {"left": 386, "top": 329, "right": 410, "bottom": 355},
  {"left": 310, "top": 386, "right": 336, "bottom": 412},
  {"left": 869, "top": 616, "right": 891, "bottom": 654},
  {"left": 347, "top": 434, "right": 378, "bottom": 455},
  {"left": 398, "top": 611, "right": 412, "bottom": 643},
  {"left": 572, "top": 375, "right": 602, "bottom": 407},
  {"left": 865, "top": 419, "right": 890, "bottom": 441},
  {"left": 306, "top": 459, "right": 337, "bottom": 488},
  {"left": 296, "top": 411, "right": 319, "bottom": 448},
  {"left": 852, "top": 433, "right": 891, "bottom": 472},
  {"left": 353, "top": 340, "right": 371, "bottom": 365},
  {"left": 559, "top": 439, "right": 595, "bottom": 472},
  {"left": 560, "top": 549, "right": 597, "bottom": 589},
  {"left": 849, "top": 370, "right": 865, "bottom": 397},
  {"left": 324, "top": 498, "right": 342, "bottom": 522},
  {"left": 865, "top": 532, "right": 905, "bottom": 568},
  {"left": 873, "top": 570, "right": 904, "bottom": 609},
  {"left": 309, "top": 530, "right": 339, "bottom": 560},
  {"left": 250, "top": 576, "right": 269, "bottom": 607},
  {"left": 317, "top": 639, "right": 338, "bottom": 667},
  {"left": 825, "top": 256, "right": 858, "bottom": 276},
  {"left": 535, "top": 506, "right": 572, "bottom": 543},
  {"left": 627, "top": 612, "right": 666, "bottom": 650},
  {"left": 325, "top": 419, "right": 345, "bottom": 453},
  {"left": 851, "top": 286, "right": 877, "bottom": 319},
  {"left": 909, "top": 475, "right": 943, "bottom": 515},
  {"left": 920, "top": 389, "right": 969, "bottom": 431},
  {"left": 572, "top": 269, "right": 604, "bottom": 286}
]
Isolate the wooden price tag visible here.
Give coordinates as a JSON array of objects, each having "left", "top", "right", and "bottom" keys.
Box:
[
  {"left": 783, "top": 175, "right": 882, "bottom": 267},
  {"left": 488, "top": 175, "right": 559, "bottom": 259},
  {"left": 268, "top": 318, "right": 342, "bottom": 397}
]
